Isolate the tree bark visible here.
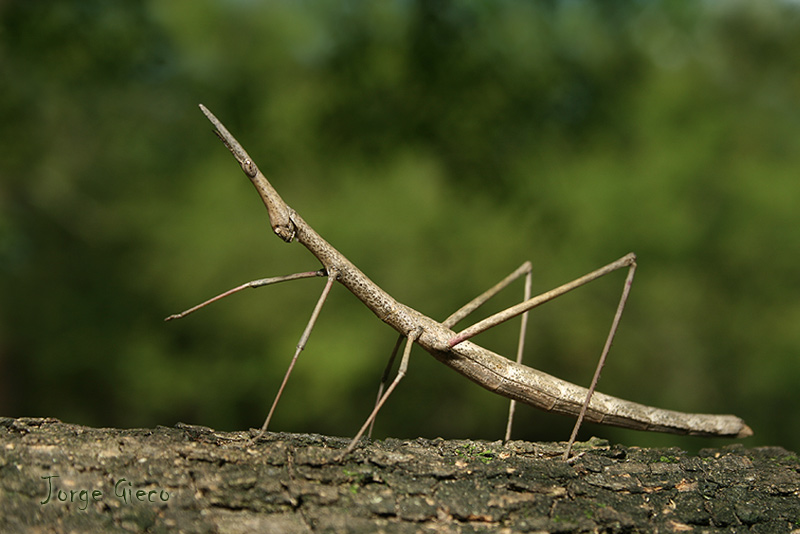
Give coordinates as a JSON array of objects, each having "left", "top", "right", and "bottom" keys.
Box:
[{"left": 1, "top": 417, "right": 798, "bottom": 533}]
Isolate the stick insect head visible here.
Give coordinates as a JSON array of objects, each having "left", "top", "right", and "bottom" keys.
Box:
[{"left": 198, "top": 104, "right": 296, "bottom": 242}]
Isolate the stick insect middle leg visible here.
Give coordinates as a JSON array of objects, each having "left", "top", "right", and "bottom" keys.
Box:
[
  {"left": 367, "top": 335, "right": 404, "bottom": 438},
  {"left": 346, "top": 327, "right": 422, "bottom": 455},
  {"left": 367, "top": 262, "right": 533, "bottom": 440}
]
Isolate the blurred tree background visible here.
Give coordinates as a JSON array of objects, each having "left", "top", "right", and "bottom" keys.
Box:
[{"left": 1, "top": 1, "right": 798, "bottom": 453}]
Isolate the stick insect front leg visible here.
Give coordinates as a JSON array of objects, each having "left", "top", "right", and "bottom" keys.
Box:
[
  {"left": 253, "top": 268, "right": 339, "bottom": 442},
  {"left": 164, "top": 270, "right": 325, "bottom": 322},
  {"left": 165, "top": 268, "right": 337, "bottom": 443}
]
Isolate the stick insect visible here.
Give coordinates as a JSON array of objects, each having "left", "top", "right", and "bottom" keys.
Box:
[{"left": 166, "top": 105, "right": 752, "bottom": 460}]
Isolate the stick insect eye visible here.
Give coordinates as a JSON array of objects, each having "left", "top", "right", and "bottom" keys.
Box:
[{"left": 242, "top": 159, "right": 257, "bottom": 178}]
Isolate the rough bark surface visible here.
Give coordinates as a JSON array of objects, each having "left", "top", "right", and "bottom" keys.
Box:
[{"left": 1, "top": 417, "right": 798, "bottom": 533}]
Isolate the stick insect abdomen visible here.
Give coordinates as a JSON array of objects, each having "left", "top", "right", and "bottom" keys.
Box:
[{"left": 427, "top": 339, "right": 752, "bottom": 438}]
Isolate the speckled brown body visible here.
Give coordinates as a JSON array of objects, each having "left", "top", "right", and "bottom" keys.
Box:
[{"left": 197, "top": 104, "right": 752, "bottom": 440}]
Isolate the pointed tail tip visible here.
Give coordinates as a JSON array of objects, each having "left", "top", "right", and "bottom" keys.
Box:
[{"left": 738, "top": 424, "right": 753, "bottom": 438}]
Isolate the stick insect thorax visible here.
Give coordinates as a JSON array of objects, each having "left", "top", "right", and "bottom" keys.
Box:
[{"left": 190, "top": 104, "right": 752, "bottom": 442}]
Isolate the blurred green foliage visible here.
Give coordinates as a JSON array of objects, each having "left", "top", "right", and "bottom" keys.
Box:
[{"left": 1, "top": 1, "right": 799, "bottom": 452}]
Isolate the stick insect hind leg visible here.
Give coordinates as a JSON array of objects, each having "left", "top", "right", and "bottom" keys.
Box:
[
  {"left": 447, "top": 253, "right": 638, "bottom": 459},
  {"left": 366, "top": 262, "right": 533, "bottom": 441},
  {"left": 562, "top": 258, "right": 636, "bottom": 460},
  {"left": 443, "top": 262, "right": 533, "bottom": 442}
]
